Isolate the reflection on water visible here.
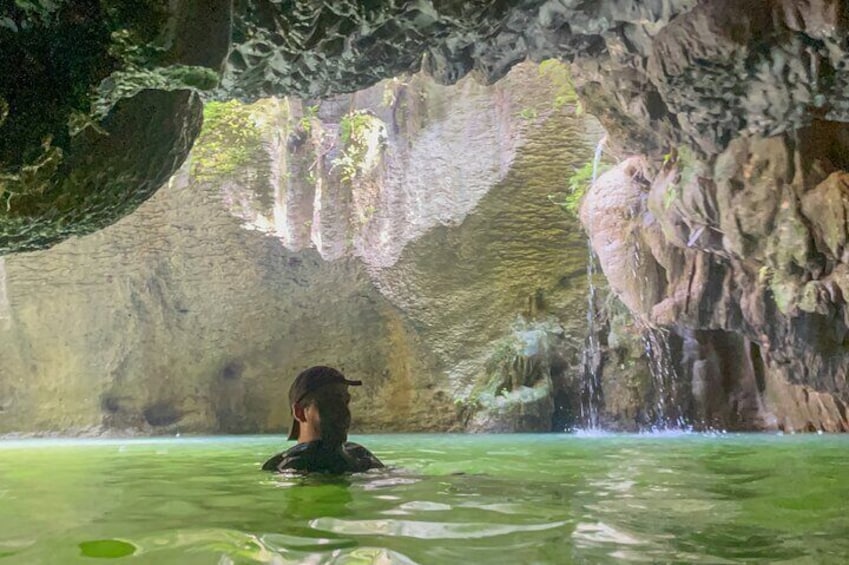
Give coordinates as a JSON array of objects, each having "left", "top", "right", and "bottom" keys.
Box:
[{"left": 0, "top": 434, "right": 847, "bottom": 564}]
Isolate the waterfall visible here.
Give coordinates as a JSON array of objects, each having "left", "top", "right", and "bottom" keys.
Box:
[
  {"left": 591, "top": 135, "right": 606, "bottom": 185},
  {"left": 578, "top": 136, "right": 607, "bottom": 429},
  {"left": 643, "top": 327, "right": 687, "bottom": 430},
  {"left": 0, "top": 257, "right": 10, "bottom": 330}
]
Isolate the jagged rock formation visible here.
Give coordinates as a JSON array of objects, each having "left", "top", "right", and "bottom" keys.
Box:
[
  {"left": 577, "top": 2, "right": 849, "bottom": 432},
  {"left": 0, "top": 0, "right": 228, "bottom": 253},
  {"left": 0, "top": 63, "right": 601, "bottom": 435},
  {"left": 583, "top": 126, "right": 849, "bottom": 432},
  {"left": 12, "top": 0, "right": 849, "bottom": 254}
]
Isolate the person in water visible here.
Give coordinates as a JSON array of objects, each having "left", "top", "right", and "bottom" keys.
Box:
[{"left": 262, "top": 365, "right": 384, "bottom": 474}]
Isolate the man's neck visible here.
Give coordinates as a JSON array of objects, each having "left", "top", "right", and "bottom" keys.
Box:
[{"left": 297, "top": 430, "right": 321, "bottom": 444}]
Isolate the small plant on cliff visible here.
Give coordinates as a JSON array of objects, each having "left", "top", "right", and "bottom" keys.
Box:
[
  {"left": 298, "top": 104, "right": 318, "bottom": 134},
  {"left": 548, "top": 159, "right": 610, "bottom": 217},
  {"left": 191, "top": 100, "right": 264, "bottom": 181},
  {"left": 538, "top": 59, "right": 578, "bottom": 110},
  {"left": 663, "top": 182, "right": 681, "bottom": 210},
  {"left": 519, "top": 107, "right": 538, "bottom": 120},
  {"left": 662, "top": 145, "right": 697, "bottom": 210},
  {"left": 332, "top": 110, "right": 387, "bottom": 182}
]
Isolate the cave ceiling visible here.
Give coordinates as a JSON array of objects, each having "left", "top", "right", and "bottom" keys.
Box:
[{"left": 1, "top": 0, "right": 848, "bottom": 254}]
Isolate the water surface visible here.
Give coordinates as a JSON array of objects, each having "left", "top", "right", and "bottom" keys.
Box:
[{"left": 0, "top": 433, "right": 846, "bottom": 564}]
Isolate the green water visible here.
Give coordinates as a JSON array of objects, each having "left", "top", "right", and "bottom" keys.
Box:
[{"left": 0, "top": 433, "right": 847, "bottom": 564}]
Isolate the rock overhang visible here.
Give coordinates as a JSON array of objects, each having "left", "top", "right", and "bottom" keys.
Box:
[{"left": 3, "top": 0, "right": 849, "bottom": 254}]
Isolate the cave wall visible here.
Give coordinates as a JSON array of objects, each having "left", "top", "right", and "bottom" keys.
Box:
[
  {"left": 0, "top": 164, "right": 457, "bottom": 435},
  {"left": 0, "top": 62, "right": 602, "bottom": 435},
  {"left": 582, "top": 129, "right": 849, "bottom": 432},
  {"left": 563, "top": 0, "right": 849, "bottom": 433},
  {"left": 6, "top": 1, "right": 849, "bottom": 432}
]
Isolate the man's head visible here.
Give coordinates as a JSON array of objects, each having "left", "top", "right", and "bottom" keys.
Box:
[{"left": 287, "top": 366, "right": 362, "bottom": 445}]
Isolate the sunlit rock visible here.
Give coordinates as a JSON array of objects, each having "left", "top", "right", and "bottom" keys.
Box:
[
  {"left": 581, "top": 122, "right": 849, "bottom": 432},
  {"left": 0, "top": 63, "right": 600, "bottom": 435}
]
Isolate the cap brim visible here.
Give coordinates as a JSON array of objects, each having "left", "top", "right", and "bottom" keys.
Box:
[{"left": 344, "top": 379, "right": 363, "bottom": 386}]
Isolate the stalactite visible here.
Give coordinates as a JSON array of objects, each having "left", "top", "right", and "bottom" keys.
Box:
[{"left": 0, "top": 257, "right": 9, "bottom": 330}]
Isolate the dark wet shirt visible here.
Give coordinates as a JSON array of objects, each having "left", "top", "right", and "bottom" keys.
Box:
[{"left": 261, "top": 440, "right": 384, "bottom": 474}]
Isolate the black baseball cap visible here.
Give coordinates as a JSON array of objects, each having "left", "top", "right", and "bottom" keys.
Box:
[{"left": 287, "top": 366, "right": 362, "bottom": 440}]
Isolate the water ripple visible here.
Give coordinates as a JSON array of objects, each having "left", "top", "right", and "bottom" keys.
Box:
[{"left": 310, "top": 518, "right": 570, "bottom": 539}]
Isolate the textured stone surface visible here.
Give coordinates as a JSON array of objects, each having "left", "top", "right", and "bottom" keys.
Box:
[
  {"left": 0, "top": 90, "right": 203, "bottom": 254},
  {"left": 582, "top": 122, "right": 849, "bottom": 432},
  {"left": 204, "top": 62, "right": 603, "bottom": 431},
  {"left": 0, "top": 163, "right": 455, "bottom": 435},
  {"left": 7, "top": 0, "right": 849, "bottom": 432},
  {"left": 0, "top": 63, "right": 601, "bottom": 435},
  {"left": 11, "top": 0, "right": 849, "bottom": 254},
  {"left": 567, "top": 1, "right": 849, "bottom": 432}
]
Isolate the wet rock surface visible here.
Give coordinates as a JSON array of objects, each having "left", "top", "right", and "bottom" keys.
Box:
[
  {"left": 566, "top": 1, "right": 849, "bottom": 433},
  {"left": 583, "top": 122, "right": 849, "bottom": 432}
]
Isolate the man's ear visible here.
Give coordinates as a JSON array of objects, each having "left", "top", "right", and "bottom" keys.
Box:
[{"left": 293, "top": 403, "right": 307, "bottom": 423}]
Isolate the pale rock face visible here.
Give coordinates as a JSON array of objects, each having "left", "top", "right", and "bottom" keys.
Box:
[
  {"left": 222, "top": 68, "right": 529, "bottom": 270},
  {"left": 0, "top": 62, "right": 603, "bottom": 435},
  {"left": 0, "top": 258, "right": 9, "bottom": 331},
  {"left": 580, "top": 157, "right": 663, "bottom": 322}
]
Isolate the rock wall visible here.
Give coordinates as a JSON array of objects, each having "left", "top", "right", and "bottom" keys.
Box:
[
  {"left": 7, "top": 0, "right": 849, "bottom": 433},
  {"left": 582, "top": 129, "right": 849, "bottom": 432},
  {"left": 565, "top": 1, "right": 849, "bottom": 433},
  {"left": 0, "top": 163, "right": 457, "bottom": 435},
  {"left": 0, "top": 62, "right": 603, "bottom": 435}
]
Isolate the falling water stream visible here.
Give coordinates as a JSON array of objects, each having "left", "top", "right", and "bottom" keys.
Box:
[
  {"left": 643, "top": 327, "right": 687, "bottom": 429},
  {"left": 578, "top": 136, "right": 606, "bottom": 429},
  {"left": 579, "top": 136, "right": 687, "bottom": 431},
  {"left": 628, "top": 218, "right": 686, "bottom": 429}
]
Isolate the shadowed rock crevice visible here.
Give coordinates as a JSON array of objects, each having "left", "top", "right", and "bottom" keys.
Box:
[{"left": 142, "top": 401, "right": 182, "bottom": 427}]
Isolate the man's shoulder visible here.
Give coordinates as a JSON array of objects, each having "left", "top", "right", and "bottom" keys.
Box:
[
  {"left": 261, "top": 442, "right": 316, "bottom": 472},
  {"left": 262, "top": 441, "right": 384, "bottom": 473},
  {"left": 341, "top": 441, "right": 373, "bottom": 456},
  {"left": 342, "top": 441, "right": 385, "bottom": 470}
]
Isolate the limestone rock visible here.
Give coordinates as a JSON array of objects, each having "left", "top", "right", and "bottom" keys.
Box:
[
  {"left": 0, "top": 63, "right": 601, "bottom": 435},
  {"left": 0, "top": 0, "right": 229, "bottom": 254},
  {"left": 11, "top": 0, "right": 849, "bottom": 254},
  {"left": 6, "top": 0, "right": 849, "bottom": 432},
  {"left": 580, "top": 157, "right": 665, "bottom": 321},
  {"left": 581, "top": 121, "right": 849, "bottom": 432}
]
